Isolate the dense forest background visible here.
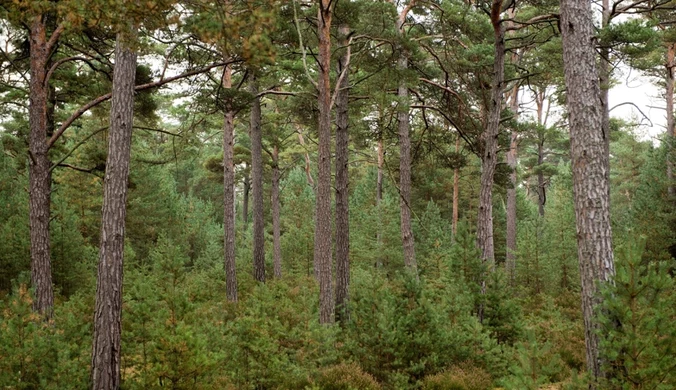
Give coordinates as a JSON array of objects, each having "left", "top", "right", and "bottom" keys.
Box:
[{"left": 0, "top": 0, "right": 675, "bottom": 389}]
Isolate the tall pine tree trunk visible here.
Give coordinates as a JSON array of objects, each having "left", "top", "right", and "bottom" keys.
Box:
[
  {"left": 250, "top": 75, "right": 266, "bottom": 283},
  {"left": 505, "top": 84, "right": 518, "bottom": 282},
  {"left": 477, "top": 2, "right": 505, "bottom": 268},
  {"left": 91, "top": 30, "right": 137, "bottom": 390},
  {"left": 600, "top": 0, "right": 612, "bottom": 199},
  {"left": 666, "top": 44, "right": 675, "bottom": 198},
  {"left": 222, "top": 61, "right": 238, "bottom": 302},
  {"left": 272, "top": 146, "right": 282, "bottom": 279},
  {"left": 560, "top": 0, "right": 615, "bottom": 383},
  {"left": 28, "top": 16, "right": 55, "bottom": 317},
  {"left": 376, "top": 135, "right": 384, "bottom": 267},
  {"left": 243, "top": 167, "right": 250, "bottom": 226},
  {"left": 452, "top": 136, "right": 460, "bottom": 240},
  {"left": 315, "top": 0, "right": 334, "bottom": 324},
  {"left": 535, "top": 88, "right": 546, "bottom": 217},
  {"left": 396, "top": 8, "right": 418, "bottom": 277},
  {"left": 335, "top": 23, "right": 351, "bottom": 323}
]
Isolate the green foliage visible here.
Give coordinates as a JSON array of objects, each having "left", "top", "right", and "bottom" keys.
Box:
[
  {"left": 421, "top": 365, "right": 493, "bottom": 390},
  {"left": 502, "top": 331, "right": 566, "bottom": 390},
  {"left": 312, "top": 362, "right": 382, "bottom": 390},
  {"left": 599, "top": 236, "right": 676, "bottom": 389}
]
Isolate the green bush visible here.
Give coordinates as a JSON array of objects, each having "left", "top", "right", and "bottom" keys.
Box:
[
  {"left": 313, "top": 362, "right": 382, "bottom": 390},
  {"left": 421, "top": 365, "right": 493, "bottom": 390}
]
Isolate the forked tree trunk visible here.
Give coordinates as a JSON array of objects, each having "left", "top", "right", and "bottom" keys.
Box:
[
  {"left": 335, "top": 23, "right": 351, "bottom": 323},
  {"left": 250, "top": 75, "right": 266, "bottom": 283},
  {"left": 560, "top": 0, "right": 615, "bottom": 383},
  {"left": 395, "top": 9, "right": 418, "bottom": 277},
  {"left": 271, "top": 146, "right": 282, "bottom": 278},
  {"left": 91, "top": 30, "right": 137, "bottom": 390},
  {"left": 315, "top": 0, "right": 334, "bottom": 325},
  {"left": 222, "top": 61, "right": 238, "bottom": 302},
  {"left": 28, "top": 16, "right": 55, "bottom": 317}
]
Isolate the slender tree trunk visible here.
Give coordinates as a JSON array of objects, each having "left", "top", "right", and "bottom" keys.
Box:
[
  {"left": 335, "top": 23, "right": 351, "bottom": 323},
  {"left": 561, "top": 0, "right": 615, "bottom": 383},
  {"left": 505, "top": 84, "right": 518, "bottom": 282},
  {"left": 91, "top": 30, "right": 137, "bottom": 390},
  {"left": 295, "top": 125, "right": 315, "bottom": 190},
  {"left": 396, "top": 12, "right": 418, "bottom": 278},
  {"left": 535, "top": 88, "right": 546, "bottom": 217},
  {"left": 666, "top": 44, "right": 675, "bottom": 198},
  {"left": 250, "top": 75, "right": 265, "bottom": 283},
  {"left": 452, "top": 136, "right": 460, "bottom": 240},
  {"left": 477, "top": 3, "right": 505, "bottom": 268},
  {"left": 28, "top": 16, "right": 55, "bottom": 317},
  {"left": 243, "top": 167, "right": 250, "bottom": 226},
  {"left": 315, "top": 0, "right": 334, "bottom": 325},
  {"left": 222, "top": 61, "right": 238, "bottom": 302},
  {"left": 376, "top": 135, "right": 384, "bottom": 267},
  {"left": 272, "top": 146, "right": 282, "bottom": 279}
]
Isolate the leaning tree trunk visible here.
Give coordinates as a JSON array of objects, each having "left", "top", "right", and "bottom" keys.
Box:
[
  {"left": 28, "top": 16, "right": 56, "bottom": 317},
  {"left": 271, "top": 146, "right": 282, "bottom": 278},
  {"left": 666, "top": 44, "right": 675, "bottom": 198},
  {"left": 91, "top": 30, "right": 137, "bottom": 390},
  {"left": 477, "top": 1, "right": 505, "bottom": 268},
  {"left": 222, "top": 61, "right": 238, "bottom": 302},
  {"left": 335, "top": 23, "right": 351, "bottom": 323},
  {"left": 560, "top": 0, "right": 616, "bottom": 384},
  {"left": 395, "top": 11, "right": 418, "bottom": 277},
  {"left": 250, "top": 75, "right": 266, "bottom": 283},
  {"left": 315, "top": 0, "right": 334, "bottom": 325}
]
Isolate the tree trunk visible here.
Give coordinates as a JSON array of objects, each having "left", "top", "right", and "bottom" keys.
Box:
[
  {"left": 91, "top": 30, "right": 137, "bottom": 390},
  {"left": 452, "top": 136, "right": 460, "bottom": 240},
  {"left": 376, "top": 136, "right": 384, "bottom": 267},
  {"left": 222, "top": 61, "right": 238, "bottom": 302},
  {"left": 250, "top": 75, "right": 266, "bottom": 283},
  {"left": 272, "top": 146, "right": 282, "bottom": 279},
  {"left": 396, "top": 12, "right": 418, "bottom": 277},
  {"left": 560, "top": 0, "right": 616, "bottom": 383},
  {"left": 477, "top": 3, "right": 505, "bottom": 268},
  {"left": 243, "top": 167, "right": 250, "bottom": 226},
  {"left": 666, "top": 43, "right": 675, "bottom": 198},
  {"left": 315, "top": 0, "right": 334, "bottom": 325},
  {"left": 28, "top": 16, "right": 55, "bottom": 317},
  {"left": 335, "top": 23, "right": 351, "bottom": 323},
  {"left": 535, "top": 88, "right": 546, "bottom": 217},
  {"left": 505, "top": 84, "right": 518, "bottom": 282},
  {"left": 600, "top": 0, "right": 612, "bottom": 200}
]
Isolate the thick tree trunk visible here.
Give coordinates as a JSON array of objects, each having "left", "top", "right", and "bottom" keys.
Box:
[
  {"left": 91, "top": 30, "right": 137, "bottom": 390},
  {"left": 396, "top": 10, "right": 418, "bottom": 277},
  {"left": 666, "top": 44, "right": 675, "bottom": 198},
  {"left": 250, "top": 76, "right": 266, "bottom": 283},
  {"left": 271, "top": 146, "right": 282, "bottom": 279},
  {"left": 505, "top": 85, "right": 518, "bottom": 281},
  {"left": 315, "top": 0, "right": 334, "bottom": 325},
  {"left": 222, "top": 61, "right": 238, "bottom": 302},
  {"left": 28, "top": 17, "right": 54, "bottom": 317},
  {"left": 600, "top": 0, "right": 612, "bottom": 199},
  {"left": 477, "top": 4, "right": 505, "bottom": 268},
  {"left": 452, "top": 137, "right": 460, "bottom": 240},
  {"left": 335, "top": 24, "right": 351, "bottom": 323},
  {"left": 561, "top": 0, "right": 616, "bottom": 383}
]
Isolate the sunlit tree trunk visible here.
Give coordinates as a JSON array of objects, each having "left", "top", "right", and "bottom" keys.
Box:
[
  {"left": 91, "top": 30, "right": 137, "bottom": 390},
  {"left": 561, "top": 0, "right": 615, "bottom": 383},
  {"left": 250, "top": 75, "right": 265, "bottom": 283},
  {"left": 315, "top": 0, "right": 334, "bottom": 324}
]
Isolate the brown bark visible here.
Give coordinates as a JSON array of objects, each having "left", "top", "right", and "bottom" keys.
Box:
[
  {"left": 315, "top": 0, "right": 334, "bottom": 325},
  {"left": 335, "top": 24, "right": 351, "bottom": 323},
  {"left": 28, "top": 16, "right": 56, "bottom": 317},
  {"left": 396, "top": 8, "right": 418, "bottom": 277},
  {"left": 535, "top": 89, "right": 546, "bottom": 217},
  {"left": 600, "top": 0, "right": 612, "bottom": 200},
  {"left": 452, "top": 137, "right": 460, "bottom": 239},
  {"left": 91, "top": 30, "right": 137, "bottom": 390},
  {"left": 561, "top": 0, "right": 616, "bottom": 383},
  {"left": 272, "top": 146, "right": 282, "bottom": 279},
  {"left": 250, "top": 75, "right": 266, "bottom": 283},
  {"left": 505, "top": 84, "right": 518, "bottom": 281},
  {"left": 222, "top": 61, "right": 238, "bottom": 303},
  {"left": 666, "top": 44, "right": 675, "bottom": 198},
  {"left": 243, "top": 166, "right": 250, "bottom": 226},
  {"left": 477, "top": 1, "right": 505, "bottom": 268}
]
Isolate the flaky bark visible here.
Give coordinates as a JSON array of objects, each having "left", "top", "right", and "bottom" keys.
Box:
[
  {"left": 315, "top": 0, "right": 334, "bottom": 324},
  {"left": 561, "top": 0, "right": 616, "bottom": 383},
  {"left": 395, "top": 5, "right": 418, "bottom": 277},
  {"left": 91, "top": 30, "right": 137, "bottom": 390},
  {"left": 250, "top": 75, "right": 266, "bottom": 283},
  {"left": 222, "top": 61, "right": 238, "bottom": 302},
  {"left": 272, "top": 146, "right": 282, "bottom": 279},
  {"left": 335, "top": 23, "right": 351, "bottom": 323},
  {"left": 28, "top": 16, "right": 56, "bottom": 317}
]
